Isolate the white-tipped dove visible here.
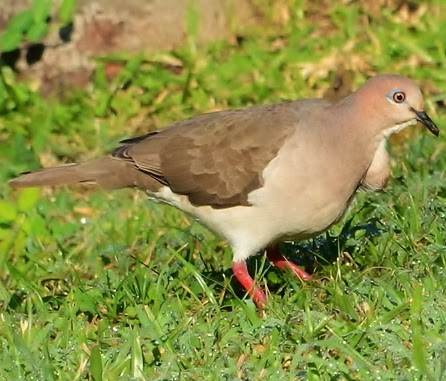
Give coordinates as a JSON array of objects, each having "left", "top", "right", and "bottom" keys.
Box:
[{"left": 10, "top": 74, "right": 439, "bottom": 308}]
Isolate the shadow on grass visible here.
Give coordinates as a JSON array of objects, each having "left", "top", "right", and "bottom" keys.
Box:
[{"left": 201, "top": 217, "right": 385, "bottom": 305}]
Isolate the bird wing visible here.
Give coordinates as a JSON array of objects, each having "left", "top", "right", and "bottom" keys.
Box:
[{"left": 112, "top": 100, "right": 328, "bottom": 208}]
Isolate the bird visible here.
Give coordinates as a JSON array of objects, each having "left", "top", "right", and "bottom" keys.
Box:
[{"left": 9, "top": 74, "right": 439, "bottom": 309}]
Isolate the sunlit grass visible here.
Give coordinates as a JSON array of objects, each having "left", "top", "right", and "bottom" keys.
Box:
[{"left": 1, "top": 1, "right": 446, "bottom": 380}]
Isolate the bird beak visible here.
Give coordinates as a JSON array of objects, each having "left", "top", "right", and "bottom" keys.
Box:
[{"left": 412, "top": 108, "right": 439, "bottom": 137}]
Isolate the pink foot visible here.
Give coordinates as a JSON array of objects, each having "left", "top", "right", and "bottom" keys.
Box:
[
  {"left": 266, "top": 246, "right": 312, "bottom": 281},
  {"left": 232, "top": 261, "right": 266, "bottom": 309}
]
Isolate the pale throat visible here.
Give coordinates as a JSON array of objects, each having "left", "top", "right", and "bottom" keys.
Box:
[{"left": 382, "top": 118, "right": 418, "bottom": 138}]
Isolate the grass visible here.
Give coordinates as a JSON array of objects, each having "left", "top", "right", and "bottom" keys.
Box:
[{"left": 1, "top": 1, "right": 446, "bottom": 379}]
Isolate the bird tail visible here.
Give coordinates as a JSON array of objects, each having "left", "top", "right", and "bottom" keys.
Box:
[{"left": 9, "top": 157, "right": 151, "bottom": 190}]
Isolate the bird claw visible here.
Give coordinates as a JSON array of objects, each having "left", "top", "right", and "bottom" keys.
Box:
[
  {"left": 266, "top": 246, "right": 312, "bottom": 281},
  {"left": 232, "top": 247, "right": 312, "bottom": 309}
]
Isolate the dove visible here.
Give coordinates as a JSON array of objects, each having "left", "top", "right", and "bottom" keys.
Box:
[{"left": 10, "top": 74, "right": 439, "bottom": 308}]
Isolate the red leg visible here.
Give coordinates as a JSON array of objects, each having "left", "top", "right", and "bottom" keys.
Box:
[
  {"left": 232, "top": 261, "right": 266, "bottom": 308},
  {"left": 266, "top": 246, "right": 312, "bottom": 281}
]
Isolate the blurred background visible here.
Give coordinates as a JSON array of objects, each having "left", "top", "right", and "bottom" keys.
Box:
[
  {"left": 1, "top": 1, "right": 446, "bottom": 380},
  {"left": 1, "top": 0, "right": 445, "bottom": 171}
]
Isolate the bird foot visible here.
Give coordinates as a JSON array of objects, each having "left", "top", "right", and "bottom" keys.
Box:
[
  {"left": 231, "top": 247, "right": 312, "bottom": 309},
  {"left": 232, "top": 261, "right": 267, "bottom": 309},
  {"left": 266, "top": 246, "right": 312, "bottom": 281}
]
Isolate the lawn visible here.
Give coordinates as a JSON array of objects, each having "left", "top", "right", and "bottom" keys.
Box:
[{"left": 1, "top": 1, "right": 446, "bottom": 380}]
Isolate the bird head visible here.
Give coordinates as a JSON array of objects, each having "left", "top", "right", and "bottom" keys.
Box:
[{"left": 355, "top": 75, "right": 439, "bottom": 138}]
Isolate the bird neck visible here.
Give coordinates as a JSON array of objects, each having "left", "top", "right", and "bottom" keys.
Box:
[
  {"left": 334, "top": 93, "right": 388, "bottom": 146},
  {"left": 327, "top": 96, "right": 387, "bottom": 180}
]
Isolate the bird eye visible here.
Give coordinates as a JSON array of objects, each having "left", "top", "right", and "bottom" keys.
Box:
[{"left": 393, "top": 91, "right": 406, "bottom": 103}]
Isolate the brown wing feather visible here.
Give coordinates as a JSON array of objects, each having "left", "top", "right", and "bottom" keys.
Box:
[{"left": 112, "top": 101, "right": 320, "bottom": 208}]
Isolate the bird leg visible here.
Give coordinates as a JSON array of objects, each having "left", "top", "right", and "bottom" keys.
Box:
[
  {"left": 232, "top": 261, "right": 267, "bottom": 308},
  {"left": 266, "top": 246, "right": 312, "bottom": 281},
  {"left": 232, "top": 247, "right": 311, "bottom": 308}
]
